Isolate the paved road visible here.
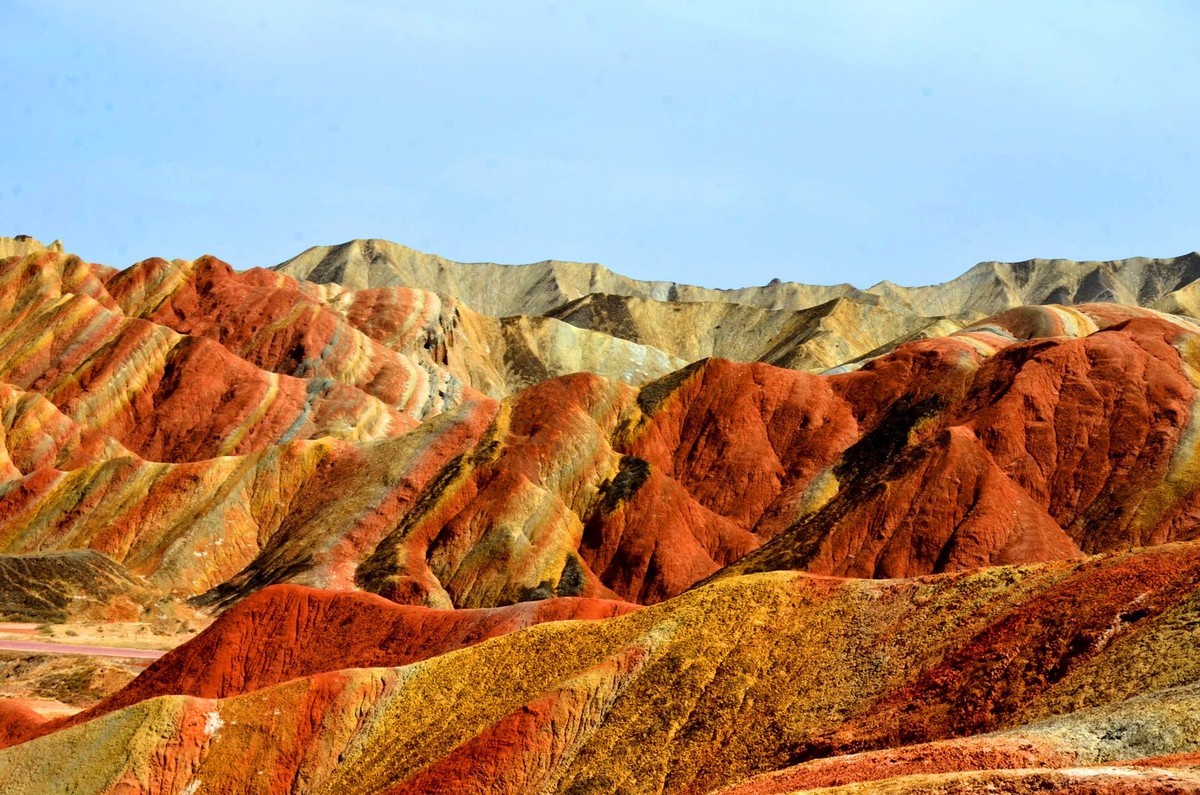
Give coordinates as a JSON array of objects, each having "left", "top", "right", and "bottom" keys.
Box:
[{"left": 0, "top": 639, "right": 165, "bottom": 660}]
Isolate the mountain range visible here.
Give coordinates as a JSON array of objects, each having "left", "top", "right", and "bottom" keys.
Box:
[{"left": 4, "top": 234, "right": 1200, "bottom": 792}]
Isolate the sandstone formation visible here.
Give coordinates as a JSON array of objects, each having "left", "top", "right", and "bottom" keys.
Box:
[
  {"left": 0, "top": 235, "right": 63, "bottom": 260},
  {"left": 545, "top": 292, "right": 964, "bottom": 372},
  {"left": 8, "top": 237, "right": 1200, "bottom": 614},
  {"left": 276, "top": 238, "right": 1200, "bottom": 375},
  {"left": 442, "top": 308, "right": 685, "bottom": 396},
  {"left": 6, "top": 549, "right": 1200, "bottom": 792},
  {"left": 277, "top": 238, "right": 1200, "bottom": 319},
  {"left": 9, "top": 235, "right": 1200, "bottom": 791},
  {"left": 355, "top": 303, "right": 1200, "bottom": 607},
  {"left": 0, "top": 251, "right": 420, "bottom": 463},
  {"left": 0, "top": 245, "right": 671, "bottom": 605},
  {"left": 4, "top": 584, "right": 637, "bottom": 746},
  {"left": 159, "top": 261, "right": 683, "bottom": 399},
  {"left": 275, "top": 238, "right": 857, "bottom": 316},
  {"left": 0, "top": 551, "right": 156, "bottom": 623}
]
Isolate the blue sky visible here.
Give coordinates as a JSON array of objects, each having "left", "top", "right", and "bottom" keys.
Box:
[{"left": 2, "top": 1, "right": 1199, "bottom": 288}]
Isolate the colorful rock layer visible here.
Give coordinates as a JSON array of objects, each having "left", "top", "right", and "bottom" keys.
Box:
[
  {"left": 7, "top": 243, "right": 1200, "bottom": 613},
  {"left": 6, "top": 546, "right": 1200, "bottom": 792},
  {"left": 9, "top": 238, "right": 1200, "bottom": 791}
]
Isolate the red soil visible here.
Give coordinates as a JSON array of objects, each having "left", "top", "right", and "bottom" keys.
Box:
[
  {"left": 0, "top": 701, "right": 48, "bottom": 749},
  {"left": 0, "top": 584, "right": 636, "bottom": 749},
  {"left": 803, "top": 543, "right": 1200, "bottom": 758},
  {"left": 723, "top": 314, "right": 1200, "bottom": 584}
]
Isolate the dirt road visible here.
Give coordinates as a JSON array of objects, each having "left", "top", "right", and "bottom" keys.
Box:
[{"left": 0, "top": 640, "right": 164, "bottom": 660}]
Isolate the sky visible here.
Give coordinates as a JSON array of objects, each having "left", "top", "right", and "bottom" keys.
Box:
[{"left": 2, "top": 1, "right": 1199, "bottom": 289}]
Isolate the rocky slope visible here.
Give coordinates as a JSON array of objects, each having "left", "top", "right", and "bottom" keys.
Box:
[
  {"left": 0, "top": 250, "right": 421, "bottom": 461},
  {"left": 0, "top": 551, "right": 157, "bottom": 623},
  {"left": 1, "top": 584, "right": 637, "bottom": 747},
  {"left": 0, "top": 235, "right": 63, "bottom": 260},
  {"left": 10, "top": 234, "right": 1200, "bottom": 791},
  {"left": 6, "top": 547, "right": 1200, "bottom": 792},
  {"left": 545, "top": 292, "right": 964, "bottom": 372},
  {"left": 9, "top": 237, "right": 1200, "bottom": 613},
  {"left": 278, "top": 238, "right": 1200, "bottom": 318},
  {"left": 0, "top": 244, "right": 677, "bottom": 604},
  {"left": 244, "top": 266, "right": 685, "bottom": 397},
  {"left": 276, "top": 238, "right": 1200, "bottom": 375},
  {"left": 275, "top": 238, "right": 857, "bottom": 316},
  {"left": 356, "top": 302, "right": 1200, "bottom": 607}
]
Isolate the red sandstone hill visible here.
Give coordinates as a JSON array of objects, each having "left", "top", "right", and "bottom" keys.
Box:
[
  {"left": 0, "top": 584, "right": 637, "bottom": 748},
  {"left": 7, "top": 546, "right": 1200, "bottom": 792},
  {"left": 718, "top": 311, "right": 1200, "bottom": 583},
  {"left": 6, "top": 240, "right": 1200, "bottom": 612},
  {"left": 10, "top": 238, "right": 1200, "bottom": 791},
  {"left": 357, "top": 304, "right": 1200, "bottom": 609}
]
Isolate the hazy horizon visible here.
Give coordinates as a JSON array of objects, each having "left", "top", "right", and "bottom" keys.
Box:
[{"left": 4, "top": 1, "right": 1200, "bottom": 288}]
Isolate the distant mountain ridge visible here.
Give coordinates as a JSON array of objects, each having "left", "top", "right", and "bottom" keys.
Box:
[
  {"left": 274, "top": 237, "right": 1200, "bottom": 316},
  {"left": 274, "top": 237, "right": 1200, "bottom": 373},
  {"left": 274, "top": 238, "right": 860, "bottom": 315}
]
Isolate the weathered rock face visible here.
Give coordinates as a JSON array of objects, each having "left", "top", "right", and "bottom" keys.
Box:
[
  {"left": 354, "top": 304, "right": 1200, "bottom": 606},
  {"left": 0, "top": 235, "right": 63, "bottom": 260},
  {"left": 720, "top": 309, "right": 1200, "bottom": 582},
  {"left": 6, "top": 584, "right": 637, "bottom": 746},
  {"left": 354, "top": 361, "right": 859, "bottom": 607},
  {"left": 0, "top": 551, "right": 157, "bottom": 623},
  {"left": 274, "top": 238, "right": 859, "bottom": 316},
  {"left": 0, "top": 250, "right": 421, "bottom": 463},
  {"left": 106, "top": 256, "right": 471, "bottom": 419},
  {"left": 0, "top": 401, "right": 498, "bottom": 601},
  {"left": 276, "top": 237, "right": 1200, "bottom": 318},
  {"left": 0, "top": 246, "right": 676, "bottom": 605},
  {"left": 882, "top": 253, "right": 1200, "bottom": 317},
  {"left": 7, "top": 548, "right": 1200, "bottom": 792},
  {"left": 130, "top": 260, "right": 685, "bottom": 400},
  {"left": 275, "top": 238, "right": 1200, "bottom": 376},
  {"left": 11, "top": 236, "right": 1200, "bottom": 792},
  {"left": 8, "top": 238, "right": 1200, "bottom": 612},
  {"left": 546, "top": 292, "right": 962, "bottom": 372}
]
